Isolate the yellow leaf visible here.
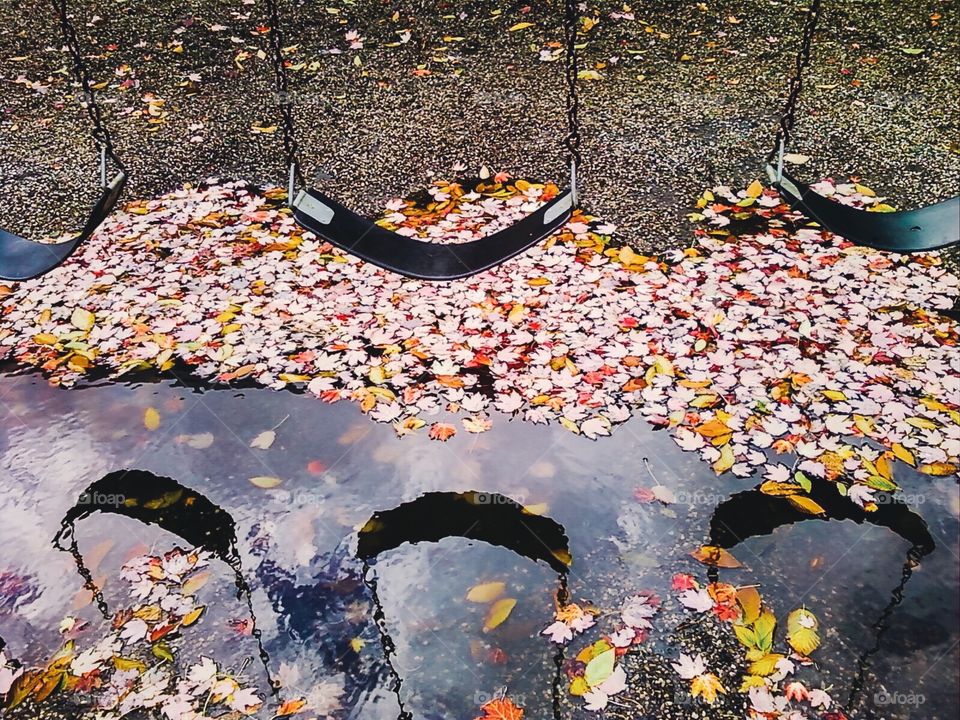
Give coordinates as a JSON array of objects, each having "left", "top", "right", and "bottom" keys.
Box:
[
  {"left": 691, "top": 545, "right": 742, "bottom": 568},
  {"left": 133, "top": 604, "right": 163, "bottom": 622},
  {"left": 787, "top": 608, "right": 820, "bottom": 656},
  {"left": 527, "top": 277, "right": 552, "bottom": 286},
  {"left": 32, "top": 333, "right": 58, "bottom": 345},
  {"left": 919, "top": 462, "right": 957, "bottom": 476},
  {"left": 70, "top": 308, "right": 95, "bottom": 331},
  {"left": 695, "top": 418, "right": 731, "bottom": 438},
  {"left": 276, "top": 699, "right": 308, "bottom": 716},
  {"left": 892, "top": 443, "right": 916, "bottom": 467},
  {"left": 577, "top": 69, "right": 603, "bottom": 81},
  {"left": 820, "top": 389, "right": 847, "bottom": 402},
  {"left": 466, "top": 581, "right": 506, "bottom": 603},
  {"left": 508, "top": 21, "right": 534, "bottom": 31},
  {"left": 746, "top": 179, "right": 763, "bottom": 198},
  {"left": 759, "top": 481, "right": 802, "bottom": 496},
  {"left": 113, "top": 656, "right": 147, "bottom": 672},
  {"left": 569, "top": 676, "right": 589, "bottom": 696},
  {"left": 349, "top": 637, "right": 365, "bottom": 652},
  {"left": 905, "top": 416, "right": 938, "bottom": 430},
  {"left": 748, "top": 653, "right": 785, "bottom": 677},
  {"left": 739, "top": 675, "right": 767, "bottom": 691},
  {"left": 249, "top": 475, "right": 283, "bottom": 488},
  {"left": 690, "top": 673, "right": 726, "bottom": 704},
  {"left": 143, "top": 407, "right": 161, "bottom": 431},
  {"left": 786, "top": 495, "right": 826, "bottom": 516},
  {"left": 737, "top": 587, "right": 762, "bottom": 625},
  {"left": 483, "top": 598, "right": 517, "bottom": 632},
  {"left": 181, "top": 605, "right": 206, "bottom": 627},
  {"left": 523, "top": 502, "right": 549, "bottom": 515},
  {"left": 712, "top": 443, "right": 735, "bottom": 474}
]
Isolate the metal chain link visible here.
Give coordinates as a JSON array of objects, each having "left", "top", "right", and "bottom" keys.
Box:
[
  {"left": 263, "top": 0, "right": 303, "bottom": 187},
  {"left": 51, "top": 0, "right": 125, "bottom": 174},
  {"left": 563, "top": 0, "right": 582, "bottom": 194},
  {"left": 769, "top": 0, "right": 822, "bottom": 162}
]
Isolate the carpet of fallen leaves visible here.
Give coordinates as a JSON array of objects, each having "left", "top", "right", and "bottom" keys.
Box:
[{"left": 0, "top": 177, "right": 957, "bottom": 511}]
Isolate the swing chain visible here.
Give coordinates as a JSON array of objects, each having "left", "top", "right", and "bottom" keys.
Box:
[
  {"left": 769, "top": 0, "right": 822, "bottom": 165},
  {"left": 264, "top": 0, "right": 304, "bottom": 196},
  {"left": 51, "top": 0, "right": 125, "bottom": 179},
  {"left": 563, "top": 0, "right": 582, "bottom": 202}
]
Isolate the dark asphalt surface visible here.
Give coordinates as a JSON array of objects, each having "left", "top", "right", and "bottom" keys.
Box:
[{"left": 1, "top": 0, "right": 958, "bottom": 255}]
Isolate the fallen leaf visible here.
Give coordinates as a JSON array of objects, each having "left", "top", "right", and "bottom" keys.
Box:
[
  {"left": 467, "top": 581, "right": 506, "bottom": 603},
  {"left": 250, "top": 429, "right": 276, "bottom": 449},
  {"left": 143, "top": 407, "right": 161, "bottom": 431},
  {"left": 691, "top": 545, "right": 741, "bottom": 568},
  {"left": 483, "top": 598, "right": 517, "bottom": 632},
  {"left": 475, "top": 696, "right": 524, "bottom": 720}
]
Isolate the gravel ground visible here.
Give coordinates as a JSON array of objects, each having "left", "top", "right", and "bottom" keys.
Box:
[{"left": 1, "top": 0, "right": 958, "bottom": 256}]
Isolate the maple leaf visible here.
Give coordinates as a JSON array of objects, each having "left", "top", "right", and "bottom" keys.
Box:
[
  {"left": 690, "top": 673, "right": 726, "bottom": 704},
  {"left": 475, "top": 697, "right": 523, "bottom": 720},
  {"left": 428, "top": 422, "right": 456, "bottom": 441}
]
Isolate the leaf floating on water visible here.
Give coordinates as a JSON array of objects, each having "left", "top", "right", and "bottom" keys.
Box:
[
  {"left": 522, "top": 502, "right": 549, "bottom": 515},
  {"left": 759, "top": 480, "right": 802, "bottom": 496},
  {"left": 177, "top": 432, "right": 214, "bottom": 449},
  {"left": 466, "top": 581, "right": 506, "bottom": 603},
  {"left": 276, "top": 699, "right": 308, "bottom": 716},
  {"left": 786, "top": 495, "right": 826, "bottom": 516},
  {"left": 584, "top": 648, "right": 616, "bottom": 686},
  {"left": 919, "top": 462, "right": 957, "bottom": 476},
  {"left": 143, "top": 407, "right": 161, "bottom": 431},
  {"left": 249, "top": 475, "right": 282, "bottom": 489},
  {"left": 691, "top": 545, "right": 742, "bottom": 568},
  {"left": 428, "top": 422, "right": 456, "bottom": 441},
  {"left": 144, "top": 489, "right": 183, "bottom": 510},
  {"left": 712, "top": 444, "right": 736, "bottom": 474},
  {"left": 180, "top": 605, "right": 206, "bottom": 627},
  {"left": 475, "top": 697, "right": 524, "bottom": 720},
  {"left": 787, "top": 608, "right": 820, "bottom": 656},
  {"left": 250, "top": 430, "right": 276, "bottom": 449},
  {"left": 483, "top": 598, "right": 517, "bottom": 632}
]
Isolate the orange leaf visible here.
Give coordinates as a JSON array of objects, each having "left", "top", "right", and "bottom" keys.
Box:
[
  {"left": 483, "top": 598, "right": 517, "bottom": 632},
  {"left": 428, "top": 422, "right": 456, "bottom": 441},
  {"left": 691, "top": 545, "right": 742, "bottom": 568},
  {"left": 277, "top": 698, "right": 308, "bottom": 716},
  {"left": 475, "top": 697, "right": 524, "bottom": 720},
  {"left": 695, "top": 418, "right": 731, "bottom": 438}
]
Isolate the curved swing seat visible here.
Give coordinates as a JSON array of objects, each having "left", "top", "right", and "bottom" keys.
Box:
[
  {"left": 293, "top": 186, "right": 575, "bottom": 280},
  {"left": 769, "top": 167, "right": 960, "bottom": 254},
  {"left": 0, "top": 171, "right": 125, "bottom": 282}
]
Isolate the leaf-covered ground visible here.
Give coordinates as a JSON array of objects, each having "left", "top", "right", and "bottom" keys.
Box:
[{"left": 1, "top": 176, "right": 957, "bottom": 510}]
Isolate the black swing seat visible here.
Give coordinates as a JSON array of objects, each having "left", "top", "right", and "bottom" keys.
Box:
[
  {"left": 0, "top": 171, "right": 125, "bottom": 282},
  {"left": 769, "top": 166, "right": 960, "bottom": 254},
  {"left": 292, "top": 185, "right": 575, "bottom": 280}
]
